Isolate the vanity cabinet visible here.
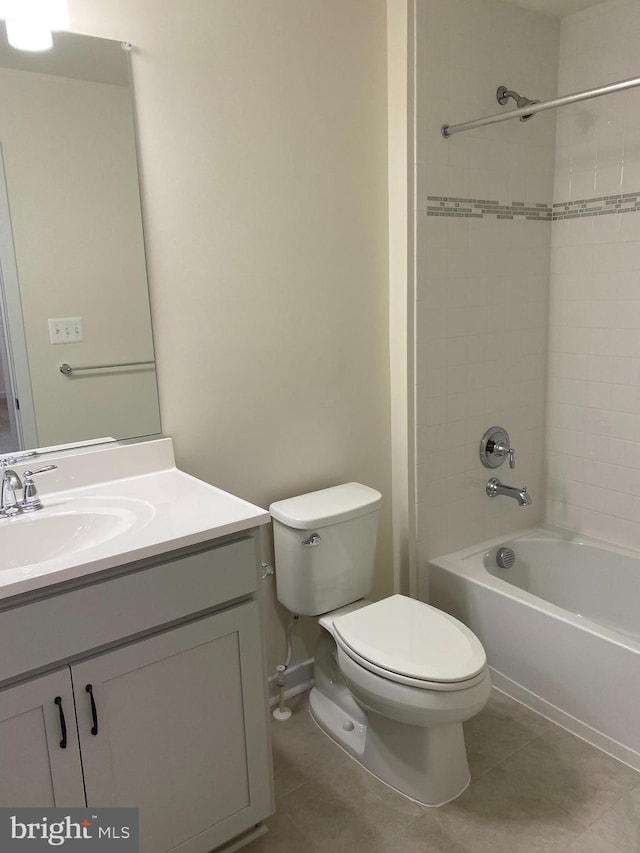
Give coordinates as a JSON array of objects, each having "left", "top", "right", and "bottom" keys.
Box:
[
  {"left": 0, "top": 535, "right": 273, "bottom": 853},
  {"left": 0, "top": 669, "right": 85, "bottom": 807}
]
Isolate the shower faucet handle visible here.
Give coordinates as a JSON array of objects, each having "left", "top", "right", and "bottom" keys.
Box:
[
  {"left": 480, "top": 426, "right": 516, "bottom": 470},
  {"left": 493, "top": 441, "right": 516, "bottom": 469}
]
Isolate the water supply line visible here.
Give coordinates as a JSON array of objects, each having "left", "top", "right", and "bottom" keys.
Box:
[{"left": 272, "top": 615, "right": 299, "bottom": 721}]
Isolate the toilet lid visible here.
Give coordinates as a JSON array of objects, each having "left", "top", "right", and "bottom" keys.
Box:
[{"left": 332, "top": 595, "right": 486, "bottom": 684}]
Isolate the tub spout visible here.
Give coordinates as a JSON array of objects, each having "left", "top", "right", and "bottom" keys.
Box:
[{"left": 486, "top": 477, "right": 532, "bottom": 507}]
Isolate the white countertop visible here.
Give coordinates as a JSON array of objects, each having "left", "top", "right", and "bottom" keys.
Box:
[{"left": 0, "top": 438, "right": 269, "bottom": 601}]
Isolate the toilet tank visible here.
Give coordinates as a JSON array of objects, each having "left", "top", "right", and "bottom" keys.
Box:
[{"left": 269, "top": 483, "right": 382, "bottom": 616}]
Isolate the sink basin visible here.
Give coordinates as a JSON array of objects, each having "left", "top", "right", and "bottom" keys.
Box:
[
  {"left": 0, "top": 497, "right": 155, "bottom": 571},
  {"left": 0, "top": 438, "right": 270, "bottom": 600}
]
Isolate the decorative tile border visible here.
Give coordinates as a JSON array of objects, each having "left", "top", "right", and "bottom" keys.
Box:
[
  {"left": 426, "top": 192, "right": 640, "bottom": 222},
  {"left": 553, "top": 192, "right": 640, "bottom": 220},
  {"left": 427, "top": 196, "right": 551, "bottom": 221}
]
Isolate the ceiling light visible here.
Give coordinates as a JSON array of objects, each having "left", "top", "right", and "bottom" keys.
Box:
[
  {"left": 0, "top": 0, "right": 69, "bottom": 51},
  {"left": 5, "top": 19, "right": 52, "bottom": 50}
]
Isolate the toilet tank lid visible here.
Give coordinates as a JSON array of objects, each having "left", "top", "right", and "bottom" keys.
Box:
[{"left": 269, "top": 483, "right": 381, "bottom": 529}]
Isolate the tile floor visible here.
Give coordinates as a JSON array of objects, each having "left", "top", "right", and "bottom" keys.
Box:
[{"left": 245, "top": 689, "right": 640, "bottom": 853}]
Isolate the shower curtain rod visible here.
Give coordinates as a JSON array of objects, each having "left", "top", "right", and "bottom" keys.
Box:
[{"left": 441, "top": 74, "right": 640, "bottom": 138}]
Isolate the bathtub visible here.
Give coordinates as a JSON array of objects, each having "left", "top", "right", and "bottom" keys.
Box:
[{"left": 429, "top": 527, "right": 640, "bottom": 771}]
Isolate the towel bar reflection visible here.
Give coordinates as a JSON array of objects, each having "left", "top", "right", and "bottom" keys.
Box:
[{"left": 59, "top": 360, "right": 155, "bottom": 375}]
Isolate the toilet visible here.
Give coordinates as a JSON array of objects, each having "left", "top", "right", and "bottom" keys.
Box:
[{"left": 269, "top": 482, "right": 491, "bottom": 806}]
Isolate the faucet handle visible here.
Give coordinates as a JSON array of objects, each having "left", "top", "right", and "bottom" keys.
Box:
[
  {"left": 21, "top": 465, "right": 57, "bottom": 512},
  {"left": 493, "top": 441, "right": 516, "bottom": 469},
  {"left": 480, "top": 426, "right": 516, "bottom": 469},
  {"left": 23, "top": 465, "right": 57, "bottom": 479}
]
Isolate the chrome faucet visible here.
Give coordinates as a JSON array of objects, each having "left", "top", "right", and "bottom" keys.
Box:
[
  {"left": 486, "top": 476, "right": 532, "bottom": 507},
  {"left": 0, "top": 469, "right": 23, "bottom": 516},
  {"left": 0, "top": 464, "right": 58, "bottom": 517}
]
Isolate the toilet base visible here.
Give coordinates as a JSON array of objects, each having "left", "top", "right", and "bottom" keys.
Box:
[
  {"left": 309, "top": 685, "right": 471, "bottom": 807},
  {"left": 309, "top": 630, "right": 475, "bottom": 806}
]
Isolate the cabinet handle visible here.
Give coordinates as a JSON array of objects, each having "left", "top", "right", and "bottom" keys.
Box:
[
  {"left": 54, "top": 696, "right": 67, "bottom": 749},
  {"left": 85, "top": 684, "right": 98, "bottom": 735}
]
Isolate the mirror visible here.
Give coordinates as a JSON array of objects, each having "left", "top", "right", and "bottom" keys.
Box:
[{"left": 0, "top": 29, "right": 161, "bottom": 455}]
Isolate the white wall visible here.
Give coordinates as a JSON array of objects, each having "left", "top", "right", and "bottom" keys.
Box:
[
  {"left": 68, "top": 0, "right": 393, "bottom": 674},
  {"left": 0, "top": 66, "right": 157, "bottom": 446},
  {"left": 546, "top": 0, "right": 640, "bottom": 548},
  {"left": 415, "top": 0, "right": 559, "bottom": 575}
]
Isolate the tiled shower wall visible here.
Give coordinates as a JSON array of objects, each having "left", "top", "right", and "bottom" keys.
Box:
[
  {"left": 546, "top": 0, "right": 640, "bottom": 548},
  {"left": 415, "top": 0, "right": 559, "bottom": 571}
]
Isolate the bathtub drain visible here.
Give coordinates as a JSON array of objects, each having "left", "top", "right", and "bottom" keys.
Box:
[{"left": 496, "top": 547, "right": 515, "bottom": 569}]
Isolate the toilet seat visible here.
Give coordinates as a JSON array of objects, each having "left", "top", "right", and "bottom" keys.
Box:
[{"left": 332, "top": 594, "right": 487, "bottom": 691}]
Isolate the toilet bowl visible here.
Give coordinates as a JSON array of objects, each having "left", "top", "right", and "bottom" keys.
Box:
[
  {"left": 311, "top": 595, "right": 490, "bottom": 805},
  {"left": 269, "top": 483, "right": 490, "bottom": 806}
]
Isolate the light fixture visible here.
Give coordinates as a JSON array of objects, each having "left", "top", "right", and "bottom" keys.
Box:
[
  {"left": 0, "top": 0, "right": 69, "bottom": 51},
  {"left": 5, "top": 19, "right": 52, "bottom": 50}
]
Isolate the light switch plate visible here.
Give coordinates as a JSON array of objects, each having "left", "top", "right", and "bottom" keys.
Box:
[{"left": 48, "top": 317, "right": 84, "bottom": 344}]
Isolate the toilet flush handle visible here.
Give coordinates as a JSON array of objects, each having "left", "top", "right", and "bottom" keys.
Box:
[{"left": 302, "top": 533, "right": 321, "bottom": 547}]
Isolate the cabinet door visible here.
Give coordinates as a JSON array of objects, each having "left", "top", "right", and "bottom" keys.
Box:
[
  {"left": 0, "top": 669, "right": 85, "bottom": 807},
  {"left": 73, "top": 602, "right": 272, "bottom": 853}
]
